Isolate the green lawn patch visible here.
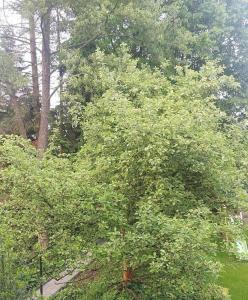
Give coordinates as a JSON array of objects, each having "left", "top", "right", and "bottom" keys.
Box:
[{"left": 218, "top": 252, "right": 248, "bottom": 300}]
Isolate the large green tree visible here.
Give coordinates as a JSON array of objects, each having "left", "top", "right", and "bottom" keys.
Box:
[
  {"left": 65, "top": 0, "right": 248, "bottom": 116},
  {"left": 1, "top": 49, "right": 246, "bottom": 299}
]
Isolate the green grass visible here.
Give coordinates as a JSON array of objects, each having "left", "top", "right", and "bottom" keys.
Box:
[{"left": 218, "top": 252, "right": 248, "bottom": 300}]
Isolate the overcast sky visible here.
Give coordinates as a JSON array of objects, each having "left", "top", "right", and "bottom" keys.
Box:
[
  {"left": 0, "top": 0, "right": 22, "bottom": 25},
  {"left": 0, "top": 0, "right": 60, "bottom": 108}
]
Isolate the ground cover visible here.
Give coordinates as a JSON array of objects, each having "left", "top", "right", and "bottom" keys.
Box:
[{"left": 218, "top": 252, "right": 248, "bottom": 300}]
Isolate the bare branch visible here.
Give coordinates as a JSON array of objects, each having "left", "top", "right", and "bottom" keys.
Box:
[{"left": 50, "top": 79, "right": 65, "bottom": 101}]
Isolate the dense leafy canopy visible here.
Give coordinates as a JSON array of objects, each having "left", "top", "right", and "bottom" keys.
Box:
[
  {"left": 0, "top": 0, "right": 248, "bottom": 299},
  {"left": 1, "top": 48, "right": 247, "bottom": 299}
]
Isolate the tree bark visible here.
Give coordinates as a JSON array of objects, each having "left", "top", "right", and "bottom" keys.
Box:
[
  {"left": 37, "top": 8, "right": 51, "bottom": 153},
  {"left": 121, "top": 229, "right": 133, "bottom": 286},
  {"left": 123, "top": 261, "right": 133, "bottom": 285},
  {"left": 56, "top": 8, "right": 65, "bottom": 154},
  {"left": 29, "top": 15, "right": 40, "bottom": 126},
  {"left": 56, "top": 9, "right": 63, "bottom": 95},
  {"left": 11, "top": 95, "right": 27, "bottom": 138}
]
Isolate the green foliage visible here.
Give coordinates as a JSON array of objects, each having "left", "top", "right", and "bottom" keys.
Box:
[
  {"left": 53, "top": 50, "right": 246, "bottom": 298},
  {"left": 0, "top": 49, "right": 37, "bottom": 136},
  {"left": 0, "top": 50, "right": 26, "bottom": 134},
  {"left": 69, "top": 48, "right": 242, "bottom": 214},
  {"left": 0, "top": 136, "right": 125, "bottom": 284},
  {"left": 69, "top": 0, "right": 164, "bottom": 63},
  {"left": 51, "top": 0, "right": 248, "bottom": 151},
  {"left": 49, "top": 104, "right": 83, "bottom": 155},
  {"left": 0, "top": 50, "right": 27, "bottom": 93},
  {"left": 68, "top": 0, "right": 229, "bottom": 68},
  {"left": 0, "top": 223, "right": 34, "bottom": 300},
  {"left": 63, "top": 44, "right": 238, "bottom": 148},
  {"left": 53, "top": 280, "right": 133, "bottom": 300},
  {"left": 66, "top": 0, "right": 248, "bottom": 118},
  {"left": 1, "top": 48, "right": 246, "bottom": 298},
  {"left": 91, "top": 208, "right": 224, "bottom": 299},
  {"left": 1, "top": 30, "right": 248, "bottom": 300}
]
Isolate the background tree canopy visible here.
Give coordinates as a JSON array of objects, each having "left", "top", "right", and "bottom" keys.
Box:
[{"left": 0, "top": 0, "right": 248, "bottom": 299}]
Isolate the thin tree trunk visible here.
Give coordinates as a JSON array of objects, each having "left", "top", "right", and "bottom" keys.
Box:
[
  {"left": 36, "top": 9, "right": 51, "bottom": 286},
  {"left": 11, "top": 95, "right": 27, "bottom": 138},
  {"left": 37, "top": 8, "right": 51, "bottom": 153},
  {"left": 56, "top": 8, "right": 65, "bottom": 154},
  {"left": 123, "top": 260, "right": 133, "bottom": 285},
  {"left": 56, "top": 9, "right": 62, "bottom": 88},
  {"left": 29, "top": 15, "right": 40, "bottom": 127},
  {"left": 121, "top": 229, "right": 133, "bottom": 285}
]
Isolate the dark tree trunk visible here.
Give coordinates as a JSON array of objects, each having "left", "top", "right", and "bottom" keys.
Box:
[
  {"left": 37, "top": 8, "right": 51, "bottom": 153},
  {"left": 29, "top": 15, "right": 40, "bottom": 127}
]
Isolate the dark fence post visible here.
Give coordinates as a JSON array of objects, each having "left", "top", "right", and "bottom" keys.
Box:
[{"left": 39, "top": 256, "right": 43, "bottom": 296}]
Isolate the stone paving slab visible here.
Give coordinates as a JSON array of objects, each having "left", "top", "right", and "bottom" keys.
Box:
[
  {"left": 30, "top": 269, "right": 80, "bottom": 299},
  {"left": 28, "top": 255, "right": 92, "bottom": 299}
]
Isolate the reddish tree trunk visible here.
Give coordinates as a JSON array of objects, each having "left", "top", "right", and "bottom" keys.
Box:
[
  {"left": 121, "top": 228, "right": 133, "bottom": 285},
  {"left": 123, "top": 261, "right": 133, "bottom": 284}
]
